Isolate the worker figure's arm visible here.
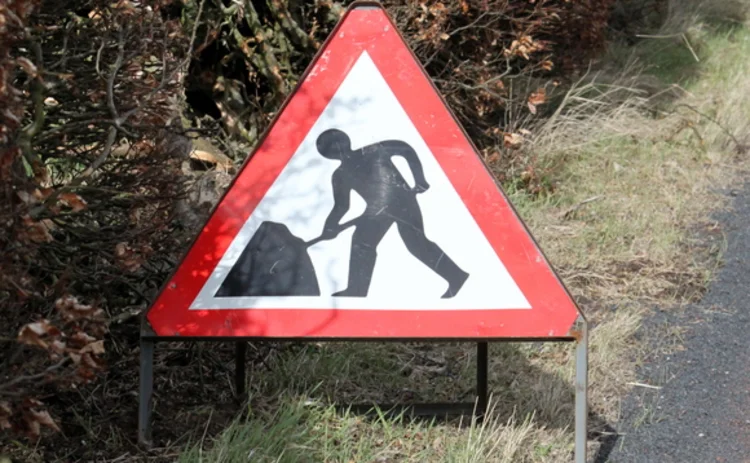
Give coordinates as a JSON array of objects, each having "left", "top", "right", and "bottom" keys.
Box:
[
  {"left": 395, "top": 144, "right": 430, "bottom": 193},
  {"left": 321, "top": 169, "right": 350, "bottom": 239}
]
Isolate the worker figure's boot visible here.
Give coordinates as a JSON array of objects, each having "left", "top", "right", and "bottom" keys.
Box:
[
  {"left": 440, "top": 269, "right": 469, "bottom": 298},
  {"left": 332, "top": 249, "right": 377, "bottom": 297},
  {"left": 435, "top": 258, "right": 469, "bottom": 299}
]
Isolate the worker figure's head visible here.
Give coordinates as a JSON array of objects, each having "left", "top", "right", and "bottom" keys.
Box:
[{"left": 316, "top": 128, "right": 351, "bottom": 160}]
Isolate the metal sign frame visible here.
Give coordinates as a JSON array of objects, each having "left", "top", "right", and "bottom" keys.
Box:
[
  {"left": 138, "top": 319, "right": 588, "bottom": 462},
  {"left": 137, "top": 2, "right": 588, "bottom": 461}
]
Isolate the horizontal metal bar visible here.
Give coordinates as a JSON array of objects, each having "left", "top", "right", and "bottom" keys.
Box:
[{"left": 139, "top": 335, "right": 577, "bottom": 343}]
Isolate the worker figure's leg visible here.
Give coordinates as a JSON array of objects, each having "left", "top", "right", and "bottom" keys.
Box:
[
  {"left": 332, "top": 218, "right": 392, "bottom": 297},
  {"left": 396, "top": 210, "right": 469, "bottom": 298}
]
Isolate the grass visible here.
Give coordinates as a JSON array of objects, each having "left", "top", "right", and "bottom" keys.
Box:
[
  {"left": 180, "top": 2, "right": 750, "bottom": 461},
  {"left": 180, "top": 397, "right": 571, "bottom": 463}
]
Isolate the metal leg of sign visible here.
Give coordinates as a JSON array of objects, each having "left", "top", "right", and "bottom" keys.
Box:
[
  {"left": 574, "top": 319, "right": 589, "bottom": 463},
  {"left": 476, "top": 342, "right": 489, "bottom": 419},
  {"left": 235, "top": 341, "right": 247, "bottom": 401},
  {"left": 138, "top": 337, "right": 155, "bottom": 449}
]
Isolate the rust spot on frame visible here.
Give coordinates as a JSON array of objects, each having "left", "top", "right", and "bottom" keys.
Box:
[{"left": 568, "top": 329, "right": 583, "bottom": 343}]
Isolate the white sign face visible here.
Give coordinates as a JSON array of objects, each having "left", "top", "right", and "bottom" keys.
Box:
[{"left": 190, "top": 51, "right": 531, "bottom": 311}]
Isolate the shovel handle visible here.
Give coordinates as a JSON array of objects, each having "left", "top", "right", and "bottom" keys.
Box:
[{"left": 305, "top": 218, "right": 359, "bottom": 247}]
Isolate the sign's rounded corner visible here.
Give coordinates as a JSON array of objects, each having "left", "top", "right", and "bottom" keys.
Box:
[{"left": 346, "top": 0, "right": 387, "bottom": 12}]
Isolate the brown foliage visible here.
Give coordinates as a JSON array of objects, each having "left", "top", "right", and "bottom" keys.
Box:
[
  {"left": 0, "top": 0, "right": 39, "bottom": 152},
  {"left": 1, "top": 0, "right": 193, "bottom": 439},
  {"left": 182, "top": 0, "right": 614, "bottom": 188}
]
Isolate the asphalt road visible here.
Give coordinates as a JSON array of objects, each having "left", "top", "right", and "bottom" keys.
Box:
[{"left": 604, "top": 184, "right": 750, "bottom": 463}]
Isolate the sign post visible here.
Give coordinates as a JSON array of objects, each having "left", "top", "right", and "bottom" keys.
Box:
[
  {"left": 138, "top": 2, "right": 588, "bottom": 461},
  {"left": 575, "top": 318, "right": 589, "bottom": 463}
]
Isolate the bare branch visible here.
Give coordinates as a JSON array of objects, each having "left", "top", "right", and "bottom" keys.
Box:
[
  {"left": 78, "top": 126, "right": 119, "bottom": 178},
  {"left": 120, "top": 0, "right": 206, "bottom": 124},
  {"left": 267, "top": 0, "right": 317, "bottom": 51},
  {"left": 95, "top": 39, "right": 105, "bottom": 77},
  {"left": 237, "top": 0, "right": 287, "bottom": 99},
  {"left": 30, "top": 126, "right": 118, "bottom": 219},
  {"left": 671, "top": 103, "right": 747, "bottom": 153},
  {"left": 16, "top": 40, "right": 45, "bottom": 166},
  {"left": 108, "top": 28, "right": 125, "bottom": 124},
  {"left": 0, "top": 358, "right": 70, "bottom": 395}
]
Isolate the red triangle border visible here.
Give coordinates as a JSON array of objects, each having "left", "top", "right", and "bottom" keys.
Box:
[{"left": 146, "top": 3, "right": 582, "bottom": 338}]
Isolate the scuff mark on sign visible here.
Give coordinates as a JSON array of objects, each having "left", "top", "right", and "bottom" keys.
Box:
[{"left": 309, "top": 50, "right": 332, "bottom": 78}]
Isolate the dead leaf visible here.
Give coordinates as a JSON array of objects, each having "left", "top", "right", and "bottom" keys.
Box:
[
  {"left": 29, "top": 409, "right": 60, "bottom": 432},
  {"left": 114, "top": 242, "right": 145, "bottom": 272},
  {"left": 80, "top": 340, "right": 105, "bottom": 355},
  {"left": 18, "top": 320, "right": 61, "bottom": 349},
  {"left": 190, "top": 149, "right": 232, "bottom": 169},
  {"left": 88, "top": 8, "right": 104, "bottom": 20},
  {"left": 55, "top": 295, "right": 103, "bottom": 322},
  {"left": 529, "top": 88, "right": 547, "bottom": 105},
  {"left": 76, "top": 362, "right": 99, "bottom": 382},
  {"left": 503, "top": 132, "right": 523, "bottom": 150},
  {"left": 34, "top": 188, "right": 54, "bottom": 201},
  {"left": 527, "top": 88, "right": 547, "bottom": 114},
  {"left": 16, "top": 57, "right": 38, "bottom": 78},
  {"left": 20, "top": 215, "right": 54, "bottom": 243},
  {"left": 69, "top": 331, "right": 97, "bottom": 347},
  {"left": 87, "top": 89, "right": 106, "bottom": 104},
  {"left": 16, "top": 190, "right": 39, "bottom": 205},
  {"left": 111, "top": 0, "right": 138, "bottom": 15},
  {"left": 25, "top": 417, "right": 40, "bottom": 439},
  {"left": 0, "top": 401, "right": 12, "bottom": 430},
  {"left": 31, "top": 159, "right": 49, "bottom": 185},
  {"left": 81, "top": 352, "right": 103, "bottom": 370},
  {"left": 190, "top": 139, "right": 233, "bottom": 172},
  {"left": 540, "top": 60, "right": 554, "bottom": 71},
  {"left": 58, "top": 192, "right": 87, "bottom": 212},
  {"left": 24, "top": 404, "right": 60, "bottom": 438},
  {"left": 125, "top": 61, "right": 144, "bottom": 79},
  {"left": 50, "top": 340, "right": 67, "bottom": 357},
  {"left": 521, "top": 167, "right": 535, "bottom": 182}
]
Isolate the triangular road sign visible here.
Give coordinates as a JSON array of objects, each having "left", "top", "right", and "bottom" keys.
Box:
[{"left": 146, "top": 2, "right": 582, "bottom": 339}]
